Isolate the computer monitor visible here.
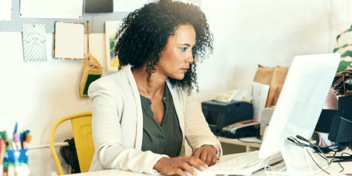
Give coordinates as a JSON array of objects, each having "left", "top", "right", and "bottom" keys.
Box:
[{"left": 258, "top": 53, "right": 340, "bottom": 175}]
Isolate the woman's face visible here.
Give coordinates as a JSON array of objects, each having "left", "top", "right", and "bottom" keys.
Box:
[{"left": 155, "top": 24, "right": 196, "bottom": 80}]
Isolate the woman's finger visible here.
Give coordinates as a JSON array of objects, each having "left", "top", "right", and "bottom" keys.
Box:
[
  {"left": 210, "top": 155, "right": 217, "bottom": 166},
  {"left": 180, "top": 162, "right": 196, "bottom": 176},
  {"left": 174, "top": 168, "right": 187, "bottom": 176},
  {"left": 206, "top": 153, "right": 215, "bottom": 166},
  {"left": 192, "top": 148, "right": 201, "bottom": 158},
  {"left": 187, "top": 156, "right": 208, "bottom": 172}
]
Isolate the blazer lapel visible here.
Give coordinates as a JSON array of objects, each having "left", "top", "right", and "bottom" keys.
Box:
[
  {"left": 125, "top": 65, "right": 144, "bottom": 149},
  {"left": 166, "top": 80, "right": 185, "bottom": 138}
]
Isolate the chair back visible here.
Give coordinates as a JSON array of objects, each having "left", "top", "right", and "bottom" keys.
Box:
[
  {"left": 71, "top": 114, "right": 94, "bottom": 173},
  {"left": 50, "top": 112, "right": 94, "bottom": 175}
]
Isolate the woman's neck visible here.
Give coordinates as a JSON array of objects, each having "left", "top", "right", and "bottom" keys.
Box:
[{"left": 132, "top": 65, "right": 166, "bottom": 98}]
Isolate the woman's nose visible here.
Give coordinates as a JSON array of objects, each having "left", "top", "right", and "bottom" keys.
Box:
[{"left": 186, "top": 53, "right": 194, "bottom": 63}]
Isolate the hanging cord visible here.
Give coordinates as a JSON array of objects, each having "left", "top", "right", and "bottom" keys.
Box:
[
  {"left": 85, "top": 21, "right": 100, "bottom": 69},
  {"left": 87, "top": 21, "right": 89, "bottom": 56}
]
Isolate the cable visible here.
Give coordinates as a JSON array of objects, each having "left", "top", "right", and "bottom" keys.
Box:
[
  {"left": 287, "top": 136, "right": 331, "bottom": 174},
  {"left": 287, "top": 136, "right": 308, "bottom": 148},
  {"left": 338, "top": 152, "right": 346, "bottom": 172},
  {"left": 329, "top": 152, "right": 337, "bottom": 164},
  {"left": 305, "top": 148, "right": 330, "bottom": 175},
  {"left": 341, "top": 152, "right": 351, "bottom": 157},
  {"left": 288, "top": 136, "right": 352, "bottom": 175},
  {"left": 338, "top": 161, "right": 344, "bottom": 173}
]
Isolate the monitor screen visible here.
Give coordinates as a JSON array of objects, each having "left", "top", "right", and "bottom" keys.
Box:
[{"left": 258, "top": 53, "right": 340, "bottom": 175}]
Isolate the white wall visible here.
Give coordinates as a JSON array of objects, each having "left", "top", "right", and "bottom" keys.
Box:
[
  {"left": 0, "top": 33, "right": 105, "bottom": 175},
  {"left": 1, "top": 0, "right": 352, "bottom": 175},
  {"left": 196, "top": 0, "right": 352, "bottom": 102}
]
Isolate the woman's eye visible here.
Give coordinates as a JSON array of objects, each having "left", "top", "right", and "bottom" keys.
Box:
[{"left": 180, "top": 47, "right": 187, "bottom": 51}]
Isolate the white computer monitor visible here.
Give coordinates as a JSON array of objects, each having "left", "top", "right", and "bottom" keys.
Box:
[{"left": 258, "top": 53, "right": 340, "bottom": 175}]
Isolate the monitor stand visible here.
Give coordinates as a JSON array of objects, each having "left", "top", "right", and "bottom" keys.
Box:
[{"left": 265, "top": 142, "right": 328, "bottom": 175}]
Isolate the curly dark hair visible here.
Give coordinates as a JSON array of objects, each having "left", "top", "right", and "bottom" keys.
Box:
[{"left": 115, "top": 0, "right": 213, "bottom": 93}]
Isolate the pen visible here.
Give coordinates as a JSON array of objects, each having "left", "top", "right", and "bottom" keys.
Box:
[
  {"left": 2, "top": 131, "right": 8, "bottom": 141},
  {"left": 21, "top": 131, "right": 27, "bottom": 149},
  {"left": 13, "top": 123, "right": 21, "bottom": 150},
  {"left": 14, "top": 122, "right": 18, "bottom": 134}
]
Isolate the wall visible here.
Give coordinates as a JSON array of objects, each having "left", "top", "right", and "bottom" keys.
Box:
[
  {"left": 1, "top": 0, "right": 352, "bottom": 175},
  {"left": 196, "top": 0, "right": 352, "bottom": 102},
  {"left": 0, "top": 32, "right": 103, "bottom": 175}
]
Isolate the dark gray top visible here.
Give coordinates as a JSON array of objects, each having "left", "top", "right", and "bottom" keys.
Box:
[{"left": 140, "top": 85, "right": 183, "bottom": 157}]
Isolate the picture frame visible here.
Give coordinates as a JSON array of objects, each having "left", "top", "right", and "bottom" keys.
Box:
[{"left": 105, "top": 21, "right": 122, "bottom": 72}]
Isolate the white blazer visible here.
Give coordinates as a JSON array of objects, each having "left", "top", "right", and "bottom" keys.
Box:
[{"left": 88, "top": 65, "right": 222, "bottom": 174}]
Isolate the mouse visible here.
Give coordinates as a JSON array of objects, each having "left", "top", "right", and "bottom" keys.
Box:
[{"left": 185, "top": 167, "right": 216, "bottom": 176}]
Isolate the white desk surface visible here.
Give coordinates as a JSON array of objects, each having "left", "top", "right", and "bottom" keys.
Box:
[{"left": 65, "top": 152, "right": 352, "bottom": 176}]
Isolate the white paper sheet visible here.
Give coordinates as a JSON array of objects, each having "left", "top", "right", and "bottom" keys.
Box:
[
  {"left": 215, "top": 89, "right": 247, "bottom": 103},
  {"left": 105, "top": 21, "right": 122, "bottom": 72},
  {"left": 251, "top": 82, "right": 270, "bottom": 121},
  {"left": 20, "top": 0, "right": 83, "bottom": 19},
  {"left": 0, "top": 32, "right": 24, "bottom": 63},
  {"left": 23, "top": 24, "right": 47, "bottom": 62},
  {"left": 54, "top": 22, "right": 85, "bottom": 59},
  {"left": 0, "top": 0, "right": 12, "bottom": 21},
  {"left": 113, "top": 0, "right": 147, "bottom": 12},
  {"left": 181, "top": 0, "right": 201, "bottom": 6}
]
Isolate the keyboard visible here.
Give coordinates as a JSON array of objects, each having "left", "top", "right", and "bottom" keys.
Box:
[{"left": 209, "top": 150, "right": 283, "bottom": 175}]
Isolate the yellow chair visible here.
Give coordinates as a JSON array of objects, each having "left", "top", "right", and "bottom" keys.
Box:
[{"left": 50, "top": 112, "right": 95, "bottom": 175}]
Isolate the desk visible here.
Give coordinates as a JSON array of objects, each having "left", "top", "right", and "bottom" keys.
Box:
[
  {"left": 222, "top": 151, "right": 352, "bottom": 176},
  {"left": 65, "top": 150, "right": 352, "bottom": 176},
  {"left": 218, "top": 137, "right": 261, "bottom": 152}
]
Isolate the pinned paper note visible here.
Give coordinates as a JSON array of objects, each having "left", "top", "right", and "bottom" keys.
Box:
[
  {"left": 113, "top": 0, "right": 147, "bottom": 12},
  {"left": 22, "top": 24, "right": 47, "bottom": 62},
  {"left": 105, "top": 21, "right": 122, "bottom": 71},
  {"left": 54, "top": 22, "right": 85, "bottom": 59},
  {"left": 0, "top": 0, "right": 12, "bottom": 21},
  {"left": 20, "top": 0, "right": 83, "bottom": 19},
  {"left": 251, "top": 82, "right": 270, "bottom": 121}
]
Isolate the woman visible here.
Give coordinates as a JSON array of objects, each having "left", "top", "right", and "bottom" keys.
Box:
[{"left": 88, "top": 0, "right": 222, "bottom": 175}]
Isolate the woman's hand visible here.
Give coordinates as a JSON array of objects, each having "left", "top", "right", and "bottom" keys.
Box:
[
  {"left": 153, "top": 156, "right": 208, "bottom": 176},
  {"left": 192, "top": 145, "right": 217, "bottom": 166}
]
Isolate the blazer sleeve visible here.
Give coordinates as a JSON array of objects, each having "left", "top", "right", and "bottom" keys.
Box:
[
  {"left": 88, "top": 80, "right": 168, "bottom": 174},
  {"left": 184, "top": 93, "right": 223, "bottom": 159}
]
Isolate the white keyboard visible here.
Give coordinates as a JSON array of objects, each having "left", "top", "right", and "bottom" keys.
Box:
[{"left": 209, "top": 150, "right": 283, "bottom": 175}]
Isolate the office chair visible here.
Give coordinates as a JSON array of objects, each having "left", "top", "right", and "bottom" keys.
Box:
[{"left": 50, "top": 112, "right": 95, "bottom": 175}]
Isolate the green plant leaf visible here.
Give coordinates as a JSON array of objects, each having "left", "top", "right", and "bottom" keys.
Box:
[
  {"left": 337, "top": 60, "right": 352, "bottom": 72},
  {"left": 333, "top": 44, "right": 352, "bottom": 53},
  {"left": 341, "top": 50, "right": 352, "bottom": 58},
  {"left": 336, "top": 25, "right": 352, "bottom": 42}
]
